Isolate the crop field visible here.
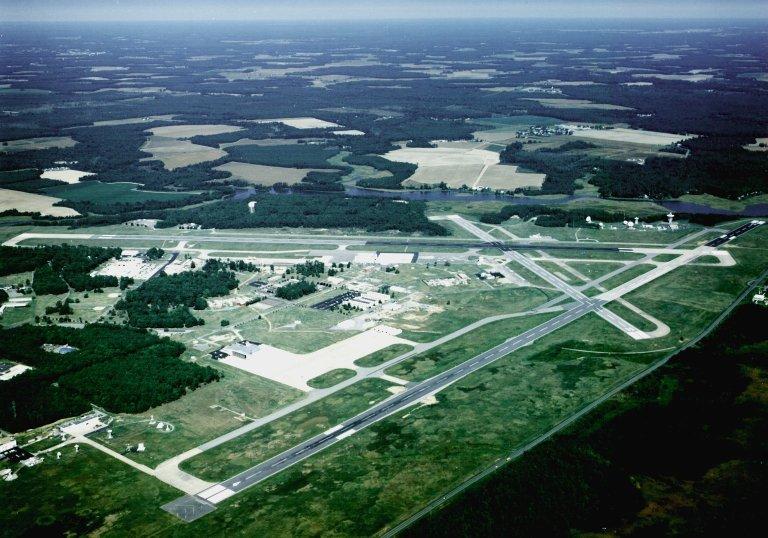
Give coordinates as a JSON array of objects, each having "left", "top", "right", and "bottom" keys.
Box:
[
  {"left": 0, "top": 187, "right": 80, "bottom": 216},
  {"left": 0, "top": 135, "right": 77, "bottom": 152},
  {"left": 522, "top": 98, "right": 635, "bottom": 111},
  {"left": 213, "top": 162, "right": 323, "bottom": 186},
  {"left": 567, "top": 126, "right": 695, "bottom": 146},
  {"left": 141, "top": 136, "right": 228, "bottom": 170},
  {"left": 251, "top": 117, "right": 341, "bottom": 129}
]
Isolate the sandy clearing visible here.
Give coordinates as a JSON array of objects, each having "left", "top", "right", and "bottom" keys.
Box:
[
  {"left": 250, "top": 117, "right": 341, "bottom": 129},
  {"left": 0, "top": 188, "right": 80, "bottom": 217},
  {"left": 523, "top": 98, "right": 634, "bottom": 111},
  {"left": 213, "top": 162, "right": 325, "bottom": 186},
  {"left": 384, "top": 146, "right": 500, "bottom": 168},
  {"left": 563, "top": 126, "right": 694, "bottom": 146},
  {"left": 41, "top": 168, "right": 95, "bottom": 184},
  {"left": 140, "top": 124, "right": 241, "bottom": 170},
  {"left": 0, "top": 136, "right": 77, "bottom": 153},
  {"left": 146, "top": 124, "right": 242, "bottom": 139},
  {"left": 140, "top": 137, "right": 227, "bottom": 170}
]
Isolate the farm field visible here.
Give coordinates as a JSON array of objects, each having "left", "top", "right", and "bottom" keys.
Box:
[
  {"left": 0, "top": 187, "right": 79, "bottom": 216},
  {"left": 140, "top": 124, "right": 242, "bottom": 170},
  {"left": 213, "top": 162, "right": 324, "bottom": 186},
  {"left": 0, "top": 136, "right": 77, "bottom": 152}
]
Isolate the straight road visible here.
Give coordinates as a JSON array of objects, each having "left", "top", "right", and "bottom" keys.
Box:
[
  {"left": 160, "top": 217, "right": 764, "bottom": 521},
  {"left": 162, "top": 300, "right": 598, "bottom": 521}
]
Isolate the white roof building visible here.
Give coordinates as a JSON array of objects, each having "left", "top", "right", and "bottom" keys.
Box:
[{"left": 221, "top": 340, "right": 262, "bottom": 359}]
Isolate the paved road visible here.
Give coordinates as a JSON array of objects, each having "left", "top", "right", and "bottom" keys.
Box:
[
  {"left": 366, "top": 239, "right": 621, "bottom": 253},
  {"left": 162, "top": 300, "right": 598, "bottom": 521},
  {"left": 161, "top": 218, "right": 765, "bottom": 521},
  {"left": 706, "top": 219, "right": 764, "bottom": 247}
]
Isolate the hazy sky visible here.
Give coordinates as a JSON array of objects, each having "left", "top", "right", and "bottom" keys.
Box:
[{"left": 2, "top": 0, "right": 766, "bottom": 22}]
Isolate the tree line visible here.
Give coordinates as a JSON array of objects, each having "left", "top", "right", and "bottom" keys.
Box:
[{"left": 158, "top": 194, "right": 448, "bottom": 236}]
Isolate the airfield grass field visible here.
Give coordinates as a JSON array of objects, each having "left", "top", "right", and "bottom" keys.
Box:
[
  {"left": 355, "top": 344, "right": 415, "bottom": 367},
  {"left": 306, "top": 368, "right": 357, "bottom": 389},
  {"left": 93, "top": 359, "right": 303, "bottom": 467},
  {"left": 0, "top": 445, "right": 182, "bottom": 536},
  {"left": 181, "top": 378, "right": 395, "bottom": 482},
  {"left": 2, "top": 222, "right": 766, "bottom": 536}
]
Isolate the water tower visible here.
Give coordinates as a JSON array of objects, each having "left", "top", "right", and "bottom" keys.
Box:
[
  {"left": 667, "top": 212, "right": 674, "bottom": 225},
  {"left": 248, "top": 201, "right": 257, "bottom": 214}
]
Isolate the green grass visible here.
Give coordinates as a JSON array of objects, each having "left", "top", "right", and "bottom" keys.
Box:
[
  {"left": 354, "top": 344, "right": 414, "bottom": 367},
  {"left": 307, "top": 368, "right": 357, "bottom": 389},
  {"left": 603, "top": 301, "right": 658, "bottom": 333},
  {"left": 539, "top": 248, "right": 646, "bottom": 261},
  {"left": 181, "top": 378, "right": 394, "bottom": 481},
  {"left": 566, "top": 261, "right": 625, "bottom": 280},
  {"left": 92, "top": 358, "right": 303, "bottom": 467},
  {"left": 226, "top": 144, "right": 339, "bottom": 169},
  {"left": 234, "top": 306, "right": 356, "bottom": 353},
  {"left": 652, "top": 253, "right": 678, "bottom": 262},
  {"left": 0, "top": 445, "right": 182, "bottom": 536},
  {"left": 386, "top": 311, "right": 559, "bottom": 382},
  {"left": 43, "top": 181, "right": 196, "bottom": 203},
  {"left": 598, "top": 264, "right": 656, "bottom": 290}
]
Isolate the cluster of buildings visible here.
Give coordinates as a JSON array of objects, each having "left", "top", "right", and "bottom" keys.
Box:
[{"left": 515, "top": 124, "right": 573, "bottom": 139}]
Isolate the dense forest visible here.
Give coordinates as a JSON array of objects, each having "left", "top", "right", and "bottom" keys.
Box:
[
  {"left": 589, "top": 136, "right": 768, "bottom": 199},
  {"left": 408, "top": 302, "right": 768, "bottom": 536},
  {"left": 159, "top": 194, "right": 447, "bottom": 235},
  {"left": 0, "top": 324, "right": 219, "bottom": 432},
  {"left": 500, "top": 142, "right": 596, "bottom": 195},
  {"left": 115, "top": 259, "right": 238, "bottom": 328},
  {"left": 0, "top": 245, "right": 121, "bottom": 294}
]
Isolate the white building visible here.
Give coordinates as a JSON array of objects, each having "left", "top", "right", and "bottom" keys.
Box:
[
  {"left": 221, "top": 340, "right": 262, "bottom": 360},
  {"left": 343, "top": 291, "right": 391, "bottom": 310}
]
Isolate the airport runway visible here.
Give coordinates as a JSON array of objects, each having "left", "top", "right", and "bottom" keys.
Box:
[
  {"left": 160, "top": 218, "right": 764, "bottom": 521},
  {"left": 162, "top": 300, "right": 599, "bottom": 521},
  {"left": 706, "top": 220, "right": 765, "bottom": 247}
]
